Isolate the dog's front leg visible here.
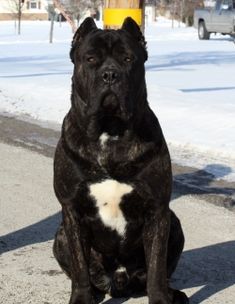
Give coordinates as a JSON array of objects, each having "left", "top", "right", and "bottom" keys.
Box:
[
  {"left": 143, "top": 208, "right": 171, "bottom": 304},
  {"left": 63, "top": 204, "right": 92, "bottom": 304}
]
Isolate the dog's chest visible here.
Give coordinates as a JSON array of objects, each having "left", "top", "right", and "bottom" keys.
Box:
[{"left": 89, "top": 179, "right": 133, "bottom": 236}]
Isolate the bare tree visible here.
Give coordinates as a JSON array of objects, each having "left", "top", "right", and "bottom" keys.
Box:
[
  {"left": 65, "top": 0, "right": 102, "bottom": 24},
  {"left": 183, "top": 0, "right": 204, "bottom": 26},
  {"left": 53, "top": 0, "right": 102, "bottom": 33},
  {"left": 67, "top": 0, "right": 91, "bottom": 22},
  {"left": 53, "top": 0, "right": 77, "bottom": 32},
  {"left": 7, "top": 0, "right": 25, "bottom": 35},
  {"left": 156, "top": 0, "right": 203, "bottom": 26}
]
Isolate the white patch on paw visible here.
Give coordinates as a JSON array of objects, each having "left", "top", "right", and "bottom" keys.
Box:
[
  {"left": 89, "top": 179, "right": 133, "bottom": 236},
  {"left": 99, "top": 133, "right": 109, "bottom": 148},
  {"left": 116, "top": 266, "right": 127, "bottom": 273}
]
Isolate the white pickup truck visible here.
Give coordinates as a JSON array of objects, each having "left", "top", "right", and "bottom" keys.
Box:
[{"left": 194, "top": 0, "right": 235, "bottom": 39}]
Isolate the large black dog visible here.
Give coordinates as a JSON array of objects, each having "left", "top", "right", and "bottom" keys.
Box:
[{"left": 53, "top": 17, "right": 188, "bottom": 304}]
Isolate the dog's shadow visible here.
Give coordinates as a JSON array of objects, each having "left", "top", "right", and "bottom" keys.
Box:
[
  {"left": 172, "top": 240, "right": 235, "bottom": 304},
  {"left": 0, "top": 212, "right": 61, "bottom": 255},
  {"left": 173, "top": 164, "right": 234, "bottom": 202},
  {"left": 100, "top": 241, "right": 235, "bottom": 304}
]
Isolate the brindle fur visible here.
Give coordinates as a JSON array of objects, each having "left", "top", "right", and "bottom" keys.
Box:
[{"left": 53, "top": 17, "right": 189, "bottom": 304}]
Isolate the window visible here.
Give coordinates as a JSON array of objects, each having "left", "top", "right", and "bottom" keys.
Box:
[
  {"left": 223, "top": 0, "right": 232, "bottom": 5},
  {"left": 221, "top": 0, "right": 234, "bottom": 8},
  {"left": 30, "top": 1, "right": 37, "bottom": 9}
]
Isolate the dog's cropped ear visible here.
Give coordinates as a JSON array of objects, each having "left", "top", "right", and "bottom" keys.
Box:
[
  {"left": 70, "top": 17, "right": 98, "bottom": 63},
  {"left": 121, "top": 17, "right": 147, "bottom": 60}
]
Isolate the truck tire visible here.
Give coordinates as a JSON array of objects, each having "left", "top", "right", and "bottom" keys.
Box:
[{"left": 198, "top": 21, "right": 210, "bottom": 40}]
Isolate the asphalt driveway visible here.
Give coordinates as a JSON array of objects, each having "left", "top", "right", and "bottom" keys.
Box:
[{"left": 0, "top": 142, "right": 235, "bottom": 304}]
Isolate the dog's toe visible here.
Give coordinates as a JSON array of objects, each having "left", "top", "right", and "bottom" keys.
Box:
[{"left": 110, "top": 271, "right": 130, "bottom": 298}]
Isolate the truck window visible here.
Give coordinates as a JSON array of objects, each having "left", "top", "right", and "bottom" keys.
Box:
[{"left": 222, "top": 0, "right": 233, "bottom": 8}]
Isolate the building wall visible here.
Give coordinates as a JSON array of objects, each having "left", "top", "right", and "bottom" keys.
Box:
[{"left": 0, "top": 0, "right": 48, "bottom": 21}]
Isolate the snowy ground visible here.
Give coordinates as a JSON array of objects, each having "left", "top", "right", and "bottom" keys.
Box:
[{"left": 0, "top": 18, "right": 234, "bottom": 181}]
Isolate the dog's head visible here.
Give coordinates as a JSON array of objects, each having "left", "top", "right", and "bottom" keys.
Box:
[{"left": 70, "top": 17, "right": 148, "bottom": 138}]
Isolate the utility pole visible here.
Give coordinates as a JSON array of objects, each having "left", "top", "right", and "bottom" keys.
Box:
[
  {"left": 48, "top": 3, "right": 56, "bottom": 43},
  {"left": 17, "top": 0, "right": 25, "bottom": 35},
  {"left": 103, "top": 0, "right": 145, "bottom": 33}
]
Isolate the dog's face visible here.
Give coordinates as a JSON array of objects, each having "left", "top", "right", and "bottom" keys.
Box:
[{"left": 70, "top": 17, "right": 148, "bottom": 137}]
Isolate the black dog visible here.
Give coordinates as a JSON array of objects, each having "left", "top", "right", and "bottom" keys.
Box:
[{"left": 53, "top": 17, "right": 188, "bottom": 304}]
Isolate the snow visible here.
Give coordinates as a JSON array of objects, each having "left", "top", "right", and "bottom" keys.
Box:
[{"left": 0, "top": 18, "right": 235, "bottom": 181}]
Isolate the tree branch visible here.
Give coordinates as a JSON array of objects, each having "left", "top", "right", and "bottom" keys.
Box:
[{"left": 53, "top": 0, "right": 77, "bottom": 32}]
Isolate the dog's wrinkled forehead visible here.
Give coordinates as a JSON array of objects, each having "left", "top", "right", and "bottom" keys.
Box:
[
  {"left": 70, "top": 17, "right": 147, "bottom": 63},
  {"left": 83, "top": 30, "right": 126, "bottom": 53}
]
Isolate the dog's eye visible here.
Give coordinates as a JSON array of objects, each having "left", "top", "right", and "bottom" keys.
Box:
[
  {"left": 87, "top": 56, "right": 95, "bottom": 63},
  {"left": 124, "top": 57, "right": 132, "bottom": 63}
]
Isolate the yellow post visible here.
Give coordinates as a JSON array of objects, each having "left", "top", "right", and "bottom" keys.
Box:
[{"left": 103, "top": 0, "right": 145, "bottom": 31}]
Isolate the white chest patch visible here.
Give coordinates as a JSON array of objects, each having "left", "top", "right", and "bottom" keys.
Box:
[
  {"left": 99, "top": 133, "right": 109, "bottom": 148},
  {"left": 89, "top": 179, "right": 133, "bottom": 236}
]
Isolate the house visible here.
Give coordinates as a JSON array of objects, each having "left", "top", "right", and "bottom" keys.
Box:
[{"left": 0, "top": 0, "right": 48, "bottom": 21}]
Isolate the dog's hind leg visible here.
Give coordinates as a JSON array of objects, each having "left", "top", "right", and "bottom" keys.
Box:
[
  {"left": 167, "top": 210, "right": 185, "bottom": 278},
  {"left": 53, "top": 223, "right": 72, "bottom": 278},
  {"left": 89, "top": 249, "right": 111, "bottom": 294},
  {"left": 167, "top": 211, "right": 189, "bottom": 304},
  {"left": 168, "top": 288, "right": 189, "bottom": 304},
  {"left": 54, "top": 226, "right": 109, "bottom": 302}
]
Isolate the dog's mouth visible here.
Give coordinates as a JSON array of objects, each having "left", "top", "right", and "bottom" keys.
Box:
[
  {"left": 101, "top": 93, "right": 119, "bottom": 114},
  {"left": 86, "top": 92, "right": 132, "bottom": 139},
  {"left": 101, "top": 92, "right": 131, "bottom": 115},
  {"left": 96, "top": 93, "right": 130, "bottom": 136}
]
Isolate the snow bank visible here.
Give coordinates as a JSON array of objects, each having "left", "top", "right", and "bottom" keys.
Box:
[{"left": 0, "top": 19, "right": 234, "bottom": 181}]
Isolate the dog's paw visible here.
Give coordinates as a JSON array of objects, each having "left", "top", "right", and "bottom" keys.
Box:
[
  {"left": 149, "top": 292, "right": 170, "bottom": 304},
  {"left": 149, "top": 300, "right": 169, "bottom": 304},
  {"left": 69, "top": 286, "right": 95, "bottom": 304},
  {"left": 110, "top": 270, "right": 130, "bottom": 298},
  {"left": 113, "top": 269, "right": 129, "bottom": 290}
]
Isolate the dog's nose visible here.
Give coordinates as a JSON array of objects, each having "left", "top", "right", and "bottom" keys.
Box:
[{"left": 102, "top": 70, "right": 118, "bottom": 85}]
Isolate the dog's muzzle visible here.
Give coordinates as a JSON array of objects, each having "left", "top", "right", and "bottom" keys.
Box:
[
  {"left": 100, "top": 93, "right": 130, "bottom": 121},
  {"left": 101, "top": 93, "right": 119, "bottom": 113}
]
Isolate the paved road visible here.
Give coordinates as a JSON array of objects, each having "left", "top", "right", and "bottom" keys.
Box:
[
  {"left": 0, "top": 140, "right": 235, "bottom": 303},
  {"left": 0, "top": 114, "right": 234, "bottom": 210}
]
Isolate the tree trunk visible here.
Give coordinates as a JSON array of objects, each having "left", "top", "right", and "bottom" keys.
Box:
[
  {"left": 171, "top": 1, "right": 175, "bottom": 28},
  {"left": 18, "top": 0, "right": 22, "bottom": 35},
  {"left": 104, "top": 0, "right": 145, "bottom": 33},
  {"left": 49, "top": 13, "right": 55, "bottom": 43}
]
